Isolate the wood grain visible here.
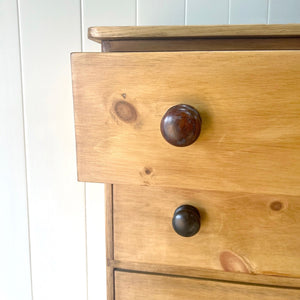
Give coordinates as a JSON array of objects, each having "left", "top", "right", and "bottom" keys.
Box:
[
  {"left": 113, "top": 185, "right": 300, "bottom": 278},
  {"left": 105, "top": 184, "right": 114, "bottom": 261},
  {"left": 111, "top": 260, "right": 300, "bottom": 288},
  {"left": 88, "top": 24, "right": 300, "bottom": 42},
  {"left": 114, "top": 271, "right": 300, "bottom": 300},
  {"left": 102, "top": 37, "right": 300, "bottom": 52},
  {"left": 72, "top": 51, "right": 300, "bottom": 196},
  {"left": 105, "top": 184, "right": 114, "bottom": 300}
]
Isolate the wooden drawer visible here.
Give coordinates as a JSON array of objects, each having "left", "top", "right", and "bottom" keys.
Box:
[
  {"left": 115, "top": 271, "right": 300, "bottom": 299},
  {"left": 113, "top": 184, "right": 300, "bottom": 278},
  {"left": 71, "top": 50, "right": 300, "bottom": 196}
]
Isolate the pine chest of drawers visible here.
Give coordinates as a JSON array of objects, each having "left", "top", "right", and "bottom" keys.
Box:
[{"left": 71, "top": 25, "right": 300, "bottom": 299}]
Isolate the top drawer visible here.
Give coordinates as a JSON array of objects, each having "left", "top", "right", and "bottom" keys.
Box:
[{"left": 71, "top": 51, "right": 300, "bottom": 195}]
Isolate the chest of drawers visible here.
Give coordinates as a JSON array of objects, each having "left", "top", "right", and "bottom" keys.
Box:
[{"left": 71, "top": 25, "right": 300, "bottom": 299}]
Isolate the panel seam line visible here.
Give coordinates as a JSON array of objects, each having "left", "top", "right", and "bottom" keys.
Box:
[
  {"left": 79, "top": 1, "right": 88, "bottom": 299},
  {"left": 16, "top": 0, "right": 34, "bottom": 299}
]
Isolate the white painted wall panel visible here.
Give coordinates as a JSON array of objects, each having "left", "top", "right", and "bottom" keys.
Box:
[
  {"left": 230, "top": 0, "right": 268, "bottom": 24},
  {"left": 82, "top": 0, "right": 136, "bottom": 51},
  {"left": 17, "top": 0, "right": 86, "bottom": 299},
  {"left": 85, "top": 183, "right": 106, "bottom": 300},
  {"left": 187, "top": 0, "right": 229, "bottom": 25},
  {"left": 0, "top": 1, "right": 32, "bottom": 299},
  {"left": 138, "top": 0, "right": 185, "bottom": 25},
  {"left": 269, "top": 0, "right": 300, "bottom": 24}
]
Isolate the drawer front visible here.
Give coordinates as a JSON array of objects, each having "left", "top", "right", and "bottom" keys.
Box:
[
  {"left": 115, "top": 271, "right": 300, "bottom": 299},
  {"left": 113, "top": 185, "right": 300, "bottom": 278},
  {"left": 72, "top": 51, "right": 300, "bottom": 196}
]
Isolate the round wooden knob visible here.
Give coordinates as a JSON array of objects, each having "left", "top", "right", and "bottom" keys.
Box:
[
  {"left": 160, "top": 104, "right": 201, "bottom": 147},
  {"left": 172, "top": 205, "right": 201, "bottom": 237}
]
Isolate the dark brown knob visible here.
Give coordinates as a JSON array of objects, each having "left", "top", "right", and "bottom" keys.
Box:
[
  {"left": 172, "top": 205, "right": 201, "bottom": 237},
  {"left": 160, "top": 104, "right": 201, "bottom": 147}
]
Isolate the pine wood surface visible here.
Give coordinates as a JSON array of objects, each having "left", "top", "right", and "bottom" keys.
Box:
[
  {"left": 114, "top": 271, "right": 300, "bottom": 300},
  {"left": 72, "top": 50, "right": 300, "bottom": 196},
  {"left": 88, "top": 24, "right": 300, "bottom": 42},
  {"left": 113, "top": 184, "right": 300, "bottom": 278},
  {"left": 105, "top": 184, "right": 114, "bottom": 300}
]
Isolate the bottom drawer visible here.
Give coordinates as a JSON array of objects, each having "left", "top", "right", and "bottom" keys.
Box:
[{"left": 115, "top": 271, "right": 300, "bottom": 300}]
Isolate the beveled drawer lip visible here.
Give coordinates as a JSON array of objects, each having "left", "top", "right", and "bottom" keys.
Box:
[
  {"left": 114, "top": 270, "right": 300, "bottom": 299},
  {"left": 111, "top": 260, "right": 300, "bottom": 289}
]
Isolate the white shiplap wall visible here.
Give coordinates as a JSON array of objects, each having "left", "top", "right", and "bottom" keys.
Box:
[
  {"left": 0, "top": 1, "right": 31, "bottom": 299},
  {"left": 16, "top": 0, "right": 87, "bottom": 299},
  {"left": 1, "top": 1, "right": 299, "bottom": 299}
]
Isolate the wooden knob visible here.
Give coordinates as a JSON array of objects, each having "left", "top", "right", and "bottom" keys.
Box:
[
  {"left": 172, "top": 205, "right": 201, "bottom": 237},
  {"left": 160, "top": 104, "right": 201, "bottom": 147}
]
